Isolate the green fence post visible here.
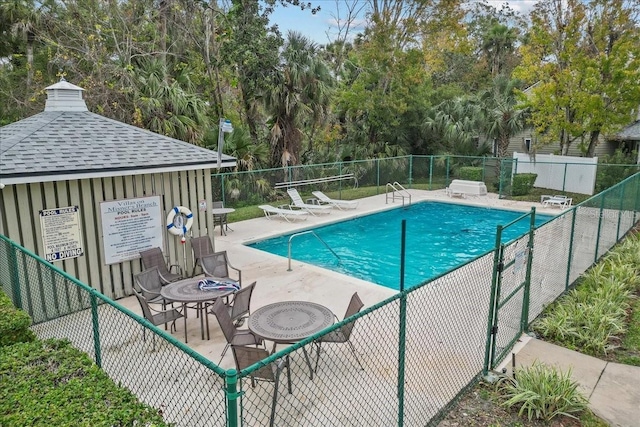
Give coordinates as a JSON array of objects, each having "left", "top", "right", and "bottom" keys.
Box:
[
  {"left": 565, "top": 208, "right": 578, "bottom": 291},
  {"left": 8, "top": 241, "right": 22, "bottom": 309},
  {"left": 221, "top": 174, "right": 226, "bottom": 206},
  {"left": 616, "top": 183, "right": 625, "bottom": 241},
  {"left": 482, "top": 157, "right": 486, "bottom": 182},
  {"left": 483, "top": 226, "right": 503, "bottom": 376},
  {"left": 594, "top": 194, "right": 606, "bottom": 263},
  {"left": 446, "top": 156, "right": 450, "bottom": 186},
  {"left": 226, "top": 369, "right": 241, "bottom": 427},
  {"left": 563, "top": 163, "right": 568, "bottom": 192},
  {"left": 376, "top": 158, "right": 380, "bottom": 195},
  {"left": 498, "top": 159, "right": 504, "bottom": 199},
  {"left": 408, "top": 155, "right": 413, "bottom": 189},
  {"left": 429, "top": 156, "right": 434, "bottom": 190},
  {"left": 397, "top": 220, "right": 407, "bottom": 427},
  {"left": 521, "top": 208, "right": 536, "bottom": 333},
  {"left": 90, "top": 292, "right": 102, "bottom": 368}
]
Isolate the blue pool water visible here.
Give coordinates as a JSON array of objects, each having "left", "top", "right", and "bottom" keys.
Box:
[{"left": 248, "top": 202, "right": 552, "bottom": 290}]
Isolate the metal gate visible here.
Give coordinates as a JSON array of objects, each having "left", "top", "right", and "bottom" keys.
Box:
[{"left": 483, "top": 208, "right": 536, "bottom": 374}]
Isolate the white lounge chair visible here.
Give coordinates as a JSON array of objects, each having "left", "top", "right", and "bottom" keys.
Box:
[
  {"left": 286, "top": 188, "right": 333, "bottom": 215},
  {"left": 312, "top": 191, "right": 358, "bottom": 210},
  {"left": 258, "top": 205, "right": 309, "bottom": 222},
  {"left": 542, "top": 195, "right": 572, "bottom": 209}
]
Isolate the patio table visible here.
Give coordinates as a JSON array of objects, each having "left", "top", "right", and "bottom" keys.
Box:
[
  {"left": 248, "top": 301, "right": 334, "bottom": 379},
  {"left": 161, "top": 277, "right": 236, "bottom": 343}
]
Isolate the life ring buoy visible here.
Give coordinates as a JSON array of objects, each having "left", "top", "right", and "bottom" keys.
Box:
[{"left": 166, "top": 206, "right": 193, "bottom": 236}]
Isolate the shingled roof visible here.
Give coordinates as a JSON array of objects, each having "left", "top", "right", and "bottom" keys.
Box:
[
  {"left": 614, "top": 120, "right": 640, "bottom": 141},
  {"left": 0, "top": 80, "right": 235, "bottom": 185}
]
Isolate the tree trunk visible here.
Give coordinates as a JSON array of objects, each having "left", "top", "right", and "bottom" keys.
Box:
[{"left": 586, "top": 130, "right": 600, "bottom": 157}]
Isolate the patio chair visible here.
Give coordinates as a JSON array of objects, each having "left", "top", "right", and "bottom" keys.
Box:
[
  {"left": 133, "top": 267, "right": 167, "bottom": 306},
  {"left": 287, "top": 188, "right": 333, "bottom": 215},
  {"left": 210, "top": 298, "right": 263, "bottom": 364},
  {"left": 315, "top": 292, "right": 365, "bottom": 371},
  {"left": 231, "top": 345, "right": 291, "bottom": 427},
  {"left": 258, "top": 205, "right": 309, "bottom": 222},
  {"left": 212, "top": 201, "right": 229, "bottom": 234},
  {"left": 133, "top": 289, "right": 183, "bottom": 350},
  {"left": 200, "top": 251, "right": 241, "bottom": 285},
  {"left": 312, "top": 191, "right": 358, "bottom": 210},
  {"left": 226, "top": 281, "right": 256, "bottom": 326},
  {"left": 190, "top": 236, "right": 214, "bottom": 277},
  {"left": 140, "top": 247, "right": 183, "bottom": 285}
]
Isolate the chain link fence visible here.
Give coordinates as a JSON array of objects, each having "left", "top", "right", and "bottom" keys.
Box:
[{"left": 1, "top": 169, "right": 638, "bottom": 426}]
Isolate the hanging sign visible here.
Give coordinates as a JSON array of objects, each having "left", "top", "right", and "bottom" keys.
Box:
[
  {"left": 100, "top": 196, "right": 163, "bottom": 265},
  {"left": 39, "top": 206, "right": 84, "bottom": 262}
]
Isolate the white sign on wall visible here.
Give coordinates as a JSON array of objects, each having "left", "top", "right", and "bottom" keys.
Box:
[
  {"left": 100, "top": 196, "right": 163, "bottom": 265},
  {"left": 39, "top": 206, "right": 84, "bottom": 262}
]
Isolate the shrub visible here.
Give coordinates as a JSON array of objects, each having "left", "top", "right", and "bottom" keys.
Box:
[
  {"left": 511, "top": 173, "right": 537, "bottom": 196},
  {"left": 595, "top": 149, "right": 640, "bottom": 193},
  {"left": 0, "top": 290, "right": 36, "bottom": 347},
  {"left": 458, "top": 166, "right": 483, "bottom": 181},
  {"left": 0, "top": 339, "right": 168, "bottom": 427},
  {"left": 498, "top": 362, "right": 588, "bottom": 421}
]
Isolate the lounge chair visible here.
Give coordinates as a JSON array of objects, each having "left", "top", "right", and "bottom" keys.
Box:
[
  {"left": 286, "top": 188, "right": 333, "bottom": 215},
  {"left": 312, "top": 191, "right": 358, "bottom": 210},
  {"left": 542, "top": 195, "right": 572, "bottom": 209},
  {"left": 258, "top": 205, "right": 309, "bottom": 222}
]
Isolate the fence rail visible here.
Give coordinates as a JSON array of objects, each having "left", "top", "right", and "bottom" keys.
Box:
[{"left": 1, "top": 169, "right": 639, "bottom": 426}]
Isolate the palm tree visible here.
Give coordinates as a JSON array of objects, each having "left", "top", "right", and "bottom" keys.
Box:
[
  {"left": 131, "top": 59, "right": 210, "bottom": 144},
  {"left": 479, "top": 76, "right": 528, "bottom": 159},
  {"left": 263, "top": 31, "right": 333, "bottom": 168},
  {"left": 481, "top": 24, "right": 518, "bottom": 77}
]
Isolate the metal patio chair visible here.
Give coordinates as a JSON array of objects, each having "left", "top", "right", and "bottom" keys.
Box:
[
  {"left": 314, "top": 292, "right": 365, "bottom": 371},
  {"left": 133, "top": 289, "right": 183, "bottom": 350},
  {"left": 140, "top": 247, "right": 183, "bottom": 285},
  {"left": 226, "top": 281, "right": 256, "bottom": 326},
  {"left": 231, "top": 344, "right": 291, "bottom": 427},
  {"left": 133, "top": 267, "right": 166, "bottom": 306},
  {"left": 190, "top": 236, "right": 214, "bottom": 277},
  {"left": 210, "top": 298, "right": 262, "bottom": 364},
  {"left": 200, "top": 251, "right": 241, "bottom": 285}
]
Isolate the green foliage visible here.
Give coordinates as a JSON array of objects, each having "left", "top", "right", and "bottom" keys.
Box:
[
  {"left": 511, "top": 173, "right": 537, "bottom": 196},
  {"left": 0, "top": 339, "right": 168, "bottom": 427},
  {"left": 595, "top": 149, "right": 640, "bottom": 192},
  {"left": 0, "top": 290, "right": 35, "bottom": 347},
  {"left": 458, "top": 166, "right": 483, "bottom": 181},
  {"left": 534, "top": 233, "right": 640, "bottom": 356},
  {"left": 497, "top": 362, "right": 588, "bottom": 421}
]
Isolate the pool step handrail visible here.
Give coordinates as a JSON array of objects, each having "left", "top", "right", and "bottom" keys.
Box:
[
  {"left": 386, "top": 182, "right": 412, "bottom": 206},
  {"left": 288, "top": 230, "right": 341, "bottom": 271}
]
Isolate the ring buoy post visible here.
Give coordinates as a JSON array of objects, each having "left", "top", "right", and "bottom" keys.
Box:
[{"left": 167, "top": 206, "right": 193, "bottom": 243}]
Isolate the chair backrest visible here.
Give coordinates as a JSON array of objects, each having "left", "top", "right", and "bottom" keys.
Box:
[
  {"left": 191, "top": 236, "right": 214, "bottom": 262},
  {"left": 210, "top": 297, "right": 237, "bottom": 343},
  {"left": 201, "top": 251, "right": 230, "bottom": 278},
  {"left": 231, "top": 345, "right": 275, "bottom": 381},
  {"left": 140, "top": 247, "right": 171, "bottom": 276},
  {"left": 213, "top": 201, "right": 224, "bottom": 209},
  {"left": 134, "top": 267, "right": 163, "bottom": 299},
  {"left": 312, "top": 191, "right": 330, "bottom": 202},
  {"left": 133, "top": 289, "right": 155, "bottom": 322},
  {"left": 287, "top": 188, "right": 304, "bottom": 206},
  {"left": 339, "top": 292, "right": 364, "bottom": 340},
  {"left": 230, "top": 281, "right": 256, "bottom": 321}
]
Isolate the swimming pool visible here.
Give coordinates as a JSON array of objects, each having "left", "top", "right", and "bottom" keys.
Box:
[{"left": 248, "top": 201, "right": 552, "bottom": 290}]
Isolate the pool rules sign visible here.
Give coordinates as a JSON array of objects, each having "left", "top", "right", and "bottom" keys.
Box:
[{"left": 39, "top": 206, "right": 84, "bottom": 262}]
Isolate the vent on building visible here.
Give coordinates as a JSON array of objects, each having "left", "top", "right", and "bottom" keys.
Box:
[{"left": 44, "top": 78, "right": 88, "bottom": 112}]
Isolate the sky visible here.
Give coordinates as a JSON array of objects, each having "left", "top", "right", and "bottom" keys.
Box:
[{"left": 269, "top": 0, "right": 540, "bottom": 45}]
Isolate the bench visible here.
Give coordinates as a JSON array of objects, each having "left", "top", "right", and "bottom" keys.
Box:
[{"left": 446, "top": 180, "right": 488, "bottom": 198}]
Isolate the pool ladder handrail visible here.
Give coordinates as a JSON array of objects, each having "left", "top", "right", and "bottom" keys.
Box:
[
  {"left": 386, "top": 182, "right": 412, "bottom": 206},
  {"left": 288, "top": 230, "right": 341, "bottom": 271}
]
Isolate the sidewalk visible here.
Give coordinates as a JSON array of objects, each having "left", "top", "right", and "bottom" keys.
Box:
[{"left": 500, "top": 336, "right": 640, "bottom": 427}]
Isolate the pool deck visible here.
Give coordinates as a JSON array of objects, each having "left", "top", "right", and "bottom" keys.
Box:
[{"left": 117, "top": 189, "right": 561, "bottom": 369}]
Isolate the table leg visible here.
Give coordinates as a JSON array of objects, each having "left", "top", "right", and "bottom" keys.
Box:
[
  {"left": 183, "top": 303, "right": 188, "bottom": 344},
  {"left": 302, "top": 346, "right": 314, "bottom": 380},
  {"left": 199, "top": 303, "right": 206, "bottom": 340}
]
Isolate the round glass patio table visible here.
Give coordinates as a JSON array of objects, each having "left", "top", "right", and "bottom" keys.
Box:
[
  {"left": 248, "top": 301, "right": 334, "bottom": 379},
  {"left": 161, "top": 277, "right": 236, "bottom": 343}
]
